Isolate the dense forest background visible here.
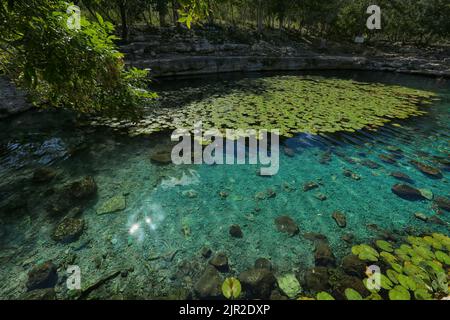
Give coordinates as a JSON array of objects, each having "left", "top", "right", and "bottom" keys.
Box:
[{"left": 81, "top": 0, "right": 450, "bottom": 44}]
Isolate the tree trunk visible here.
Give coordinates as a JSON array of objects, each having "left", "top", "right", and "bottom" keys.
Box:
[
  {"left": 256, "top": 0, "right": 263, "bottom": 33},
  {"left": 119, "top": 1, "right": 128, "bottom": 41}
]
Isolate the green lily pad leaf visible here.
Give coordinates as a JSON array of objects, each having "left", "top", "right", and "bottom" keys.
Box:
[
  {"left": 376, "top": 240, "right": 394, "bottom": 252},
  {"left": 380, "top": 274, "right": 394, "bottom": 290},
  {"left": 397, "top": 274, "right": 417, "bottom": 291},
  {"left": 435, "top": 251, "right": 450, "bottom": 265},
  {"left": 316, "top": 292, "right": 335, "bottom": 300},
  {"left": 414, "top": 288, "right": 433, "bottom": 300},
  {"left": 344, "top": 288, "right": 363, "bottom": 300},
  {"left": 386, "top": 269, "right": 400, "bottom": 284},
  {"left": 222, "top": 277, "right": 241, "bottom": 299},
  {"left": 389, "top": 285, "right": 411, "bottom": 300}
]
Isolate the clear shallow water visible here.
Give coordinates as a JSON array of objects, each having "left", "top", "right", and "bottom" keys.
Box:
[{"left": 0, "top": 71, "right": 449, "bottom": 299}]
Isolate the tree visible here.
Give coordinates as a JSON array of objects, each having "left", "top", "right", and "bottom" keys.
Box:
[{"left": 0, "top": 0, "right": 154, "bottom": 118}]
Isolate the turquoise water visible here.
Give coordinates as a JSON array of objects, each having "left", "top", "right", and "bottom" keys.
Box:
[{"left": 0, "top": 71, "right": 449, "bottom": 299}]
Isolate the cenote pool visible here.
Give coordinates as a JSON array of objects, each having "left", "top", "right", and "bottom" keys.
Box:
[{"left": 0, "top": 71, "right": 449, "bottom": 300}]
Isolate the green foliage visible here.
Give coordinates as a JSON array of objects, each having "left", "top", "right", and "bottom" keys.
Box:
[
  {"left": 0, "top": 0, "right": 155, "bottom": 118},
  {"left": 222, "top": 277, "right": 241, "bottom": 299},
  {"left": 352, "top": 244, "right": 379, "bottom": 262},
  {"left": 123, "top": 76, "right": 436, "bottom": 137},
  {"left": 344, "top": 288, "right": 363, "bottom": 300},
  {"left": 389, "top": 285, "right": 411, "bottom": 300},
  {"left": 316, "top": 292, "right": 335, "bottom": 300}
]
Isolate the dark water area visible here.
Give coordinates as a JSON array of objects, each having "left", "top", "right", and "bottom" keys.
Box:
[{"left": 0, "top": 71, "right": 448, "bottom": 299}]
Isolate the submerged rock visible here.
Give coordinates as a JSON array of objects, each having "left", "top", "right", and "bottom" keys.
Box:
[
  {"left": 150, "top": 147, "right": 173, "bottom": 165},
  {"left": 414, "top": 212, "right": 428, "bottom": 222},
  {"left": 276, "top": 274, "right": 302, "bottom": 299},
  {"left": 229, "top": 224, "right": 243, "bottom": 238},
  {"left": 274, "top": 215, "right": 299, "bottom": 236},
  {"left": 378, "top": 154, "right": 397, "bottom": 164},
  {"left": 283, "top": 147, "right": 295, "bottom": 157},
  {"left": 254, "top": 258, "right": 272, "bottom": 270},
  {"left": 32, "top": 167, "right": 57, "bottom": 183},
  {"left": 410, "top": 160, "right": 443, "bottom": 179},
  {"left": 361, "top": 159, "right": 382, "bottom": 169},
  {"left": 390, "top": 171, "right": 413, "bottom": 183},
  {"left": 333, "top": 275, "right": 369, "bottom": 300},
  {"left": 418, "top": 189, "right": 433, "bottom": 201},
  {"left": 19, "top": 288, "right": 56, "bottom": 300},
  {"left": 434, "top": 196, "right": 450, "bottom": 212},
  {"left": 194, "top": 266, "right": 222, "bottom": 299},
  {"left": 314, "top": 193, "right": 327, "bottom": 201},
  {"left": 26, "top": 261, "right": 58, "bottom": 291},
  {"left": 239, "top": 268, "right": 276, "bottom": 299},
  {"left": 343, "top": 169, "right": 361, "bottom": 180},
  {"left": 303, "top": 181, "right": 319, "bottom": 192},
  {"left": 304, "top": 267, "right": 330, "bottom": 292},
  {"left": 341, "top": 254, "right": 366, "bottom": 277},
  {"left": 96, "top": 195, "right": 126, "bottom": 215},
  {"left": 52, "top": 217, "right": 84, "bottom": 243},
  {"left": 47, "top": 176, "right": 97, "bottom": 215},
  {"left": 182, "top": 189, "right": 198, "bottom": 198},
  {"left": 332, "top": 211, "right": 347, "bottom": 228},
  {"left": 314, "top": 241, "right": 336, "bottom": 267},
  {"left": 391, "top": 184, "right": 426, "bottom": 201},
  {"left": 319, "top": 151, "right": 332, "bottom": 165},
  {"left": 200, "top": 247, "right": 212, "bottom": 258},
  {"left": 209, "top": 252, "right": 229, "bottom": 272}
]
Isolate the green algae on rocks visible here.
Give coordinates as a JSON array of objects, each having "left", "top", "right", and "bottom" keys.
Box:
[{"left": 95, "top": 76, "right": 437, "bottom": 138}]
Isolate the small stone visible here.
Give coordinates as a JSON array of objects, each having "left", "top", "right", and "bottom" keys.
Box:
[
  {"left": 254, "top": 258, "right": 272, "bottom": 270},
  {"left": 319, "top": 151, "right": 332, "bottom": 164},
  {"left": 332, "top": 211, "right": 347, "bottom": 228},
  {"left": 201, "top": 247, "right": 212, "bottom": 258},
  {"left": 341, "top": 233, "right": 354, "bottom": 244},
  {"left": 96, "top": 195, "right": 126, "bottom": 215},
  {"left": 434, "top": 196, "right": 450, "bottom": 212},
  {"left": 428, "top": 215, "right": 447, "bottom": 226},
  {"left": 410, "top": 160, "right": 443, "bottom": 179},
  {"left": 341, "top": 254, "right": 366, "bottom": 277},
  {"left": 304, "top": 267, "right": 330, "bottom": 292},
  {"left": 283, "top": 147, "right": 295, "bottom": 157},
  {"left": 209, "top": 252, "right": 229, "bottom": 272},
  {"left": 276, "top": 274, "right": 302, "bottom": 299},
  {"left": 390, "top": 171, "right": 413, "bottom": 183},
  {"left": 32, "top": 167, "right": 56, "bottom": 183},
  {"left": 229, "top": 224, "right": 243, "bottom": 238},
  {"left": 266, "top": 189, "right": 276, "bottom": 198},
  {"left": 314, "top": 241, "right": 336, "bottom": 267},
  {"left": 391, "top": 184, "right": 426, "bottom": 201},
  {"left": 275, "top": 215, "right": 299, "bottom": 236},
  {"left": 238, "top": 268, "right": 275, "bottom": 299},
  {"left": 182, "top": 190, "right": 198, "bottom": 198},
  {"left": 378, "top": 154, "right": 396, "bottom": 164},
  {"left": 303, "top": 232, "right": 328, "bottom": 243},
  {"left": 314, "top": 193, "right": 327, "bottom": 201},
  {"left": 26, "top": 261, "right": 58, "bottom": 291},
  {"left": 303, "top": 181, "right": 319, "bottom": 192},
  {"left": 194, "top": 266, "right": 222, "bottom": 298},
  {"left": 150, "top": 150, "right": 172, "bottom": 164},
  {"left": 361, "top": 159, "right": 381, "bottom": 169},
  {"left": 343, "top": 169, "right": 361, "bottom": 180},
  {"left": 219, "top": 191, "right": 229, "bottom": 198},
  {"left": 419, "top": 189, "right": 433, "bottom": 200},
  {"left": 52, "top": 217, "right": 84, "bottom": 243},
  {"left": 414, "top": 212, "right": 428, "bottom": 222}
]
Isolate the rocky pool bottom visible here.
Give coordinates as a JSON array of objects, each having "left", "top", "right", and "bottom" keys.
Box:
[{"left": 0, "top": 71, "right": 449, "bottom": 300}]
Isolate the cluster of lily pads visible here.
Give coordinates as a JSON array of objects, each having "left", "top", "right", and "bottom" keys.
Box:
[
  {"left": 113, "top": 76, "right": 436, "bottom": 138},
  {"left": 312, "top": 233, "right": 450, "bottom": 300}
]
